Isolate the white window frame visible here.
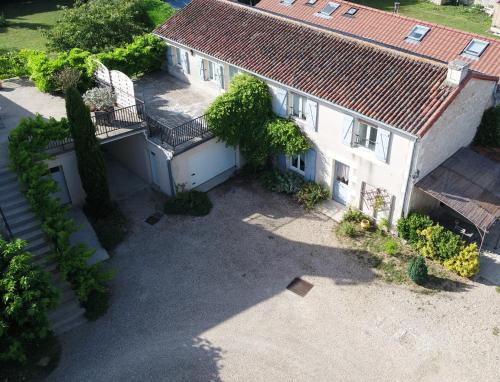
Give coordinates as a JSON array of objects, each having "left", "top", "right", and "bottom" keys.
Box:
[
  {"left": 290, "top": 92, "right": 307, "bottom": 121},
  {"left": 356, "top": 121, "right": 378, "bottom": 152},
  {"left": 288, "top": 154, "right": 306, "bottom": 175},
  {"left": 462, "top": 39, "right": 489, "bottom": 58},
  {"left": 319, "top": 2, "right": 340, "bottom": 17},
  {"left": 229, "top": 65, "right": 239, "bottom": 82},
  {"left": 207, "top": 60, "right": 216, "bottom": 82},
  {"left": 407, "top": 25, "right": 430, "bottom": 42},
  {"left": 174, "top": 47, "right": 183, "bottom": 68}
]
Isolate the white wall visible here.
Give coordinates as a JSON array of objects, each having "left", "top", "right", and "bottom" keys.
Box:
[
  {"left": 414, "top": 78, "right": 495, "bottom": 180},
  {"left": 104, "top": 133, "right": 150, "bottom": 182},
  {"left": 146, "top": 140, "right": 175, "bottom": 196},
  {"left": 46, "top": 151, "right": 86, "bottom": 206}
]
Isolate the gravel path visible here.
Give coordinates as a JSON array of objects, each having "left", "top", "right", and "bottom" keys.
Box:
[{"left": 48, "top": 179, "right": 500, "bottom": 382}]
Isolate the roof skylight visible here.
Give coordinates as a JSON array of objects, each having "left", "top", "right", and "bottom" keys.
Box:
[
  {"left": 407, "top": 25, "right": 430, "bottom": 42},
  {"left": 306, "top": 0, "right": 318, "bottom": 5},
  {"left": 319, "top": 2, "right": 340, "bottom": 16},
  {"left": 344, "top": 7, "right": 358, "bottom": 16},
  {"left": 280, "top": 0, "right": 296, "bottom": 6},
  {"left": 462, "top": 39, "right": 489, "bottom": 57}
]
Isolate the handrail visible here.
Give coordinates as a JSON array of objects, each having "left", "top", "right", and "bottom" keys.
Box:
[
  {"left": 0, "top": 205, "right": 13, "bottom": 241},
  {"left": 147, "top": 114, "right": 211, "bottom": 149}
]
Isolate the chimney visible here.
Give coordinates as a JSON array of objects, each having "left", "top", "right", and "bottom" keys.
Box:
[
  {"left": 393, "top": 2, "right": 400, "bottom": 14},
  {"left": 492, "top": 1, "right": 500, "bottom": 35},
  {"left": 446, "top": 60, "right": 469, "bottom": 87}
]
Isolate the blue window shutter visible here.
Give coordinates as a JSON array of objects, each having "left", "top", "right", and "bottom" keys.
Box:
[
  {"left": 306, "top": 100, "right": 318, "bottom": 132},
  {"left": 216, "top": 64, "right": 225, "bottom": 89},
  {"left": 277, "top": 153, "right": 286, "bottom": 170},
  {"left": 375, "top": 128, "right": 391, "bottom": 162},
  {"left": 166, "top": 46, "right": 174, "bottom": 66},
  {"left": 304, "top": 149, "right": 317, "bottom": 182},
  {"left": 341, "top": 115, "right": 354, "bottom": 146},
  {"left": 181, "top": 51, "right": 190, "bottom": 74},
  {"left": 271, "top": 86, "right": 288, "bottom": 117}
]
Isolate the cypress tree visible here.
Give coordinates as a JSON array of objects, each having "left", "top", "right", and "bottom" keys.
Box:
[{"left": 65, "top": 87, "right": 112, "bottom": 217}]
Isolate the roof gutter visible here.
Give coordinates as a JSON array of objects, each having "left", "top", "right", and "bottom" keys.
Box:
[{"left": 154, "top": 34, "right": 419, "bottom": 141}]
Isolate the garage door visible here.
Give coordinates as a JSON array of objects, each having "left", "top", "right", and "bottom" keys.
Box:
[{"left": 183, "top": 140, "right": 236, "bottom": 189}]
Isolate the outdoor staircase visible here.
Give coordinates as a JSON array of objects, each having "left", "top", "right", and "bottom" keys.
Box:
[{"left": 0, "top": 166, "right": 86, "bottom": 334}]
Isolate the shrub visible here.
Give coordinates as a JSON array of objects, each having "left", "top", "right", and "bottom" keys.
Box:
[
  {"left": 418, "top": 225, "right": 465, "bottom": 262},
  {"left": 8, "top": 116, "right": 111, "bottom": 305},
  {"left": 296, "top": 182, "right": 330, "bottom": 210},
  {"left": 436, "top": 229, "right": 464, "bottom": 262},
  {"left": 382, "top": 238, "right": 400, "bottom": 256},
  {"left": 265, "top": 118, "right": 310, "bottom": 157},
  {"left": 341, "top": 207, "right": 368, "bottom": 223},
  {"left": 397, "top": 212, "right": 434, "bottom": 245},
  {"left": 260, "top": 169, "right": 305, "bottom": 194},
  {"left": 407, "top": 255, "right": 428, "bottom": 285},
  {"left": 82, "top": 288, "right": 110, "bottom": 321},
  {"left": 89, "top": 205, "right": 128, "bottom": 251},
  {"left": 45, "top": 0, "right": 155, "bottom": 53},
  {"left": 337, "top": 221, "right": 358, "bottom": 238},
  {"left": 0, "top": 239, "right": 59, "bottom": 363},
  {"left": 95, "top": 34, "right": 167, "bottom": 77},
  {"left": 66, "top": 87, "right": 113, "bottom": 218},
  {"left": 378, "top": 217, "right": 391, "bottom": 232},
  {"left": 165, "top": 191, "right": 213, "bottom": 216},
  {"left": 0, "top": 51, "right": 28, "bottom": 80},
  {"left": 142, "top": 0, "right": 176, "bottom": 27},
  {"left": 443, "top": 243, "right": 480, "bottom": 278},
  {"left": 474, "top": 106, "right": 500, "bottom": 148}
]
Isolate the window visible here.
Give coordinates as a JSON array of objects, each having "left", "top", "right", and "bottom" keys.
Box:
[
  {"left": 407, "top": 25, "right": 430, "bottom": 42},
  {"left": 306, "top": 0, "right": 318, "bottom": 5},
  {"left": 344, "top": 7, "right": 358, "bottom": 16},
  {"left": 319, "top": 2, "right": 340, "bottom": 16},
  {"left": 356, "top": 122, "right": 378, "bottom": 151},
  {"left": 289, "top": 154, "right": 305, "bottom": 175},
  {"left": 280, "top": 0, "right": 296, "bottom": 5},
  {"left": 290, "top": 93, "right": 307, "bottom": 120},
  {"left": 463, "top": 39, "right": 489, "bottom": 57},
  {"left": 229, "top": 65, "right": 239, "bottom": 82},
  {"left": 207, "top": 61, "right": 216, "bottom": 81}
]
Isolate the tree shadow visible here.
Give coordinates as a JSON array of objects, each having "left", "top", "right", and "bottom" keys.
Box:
[{"left": 424, "top": 274, "right": 473, "bottom": 293}]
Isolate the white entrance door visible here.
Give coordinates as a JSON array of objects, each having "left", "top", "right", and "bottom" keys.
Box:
[
  {"left": 149, "top": 151, "right": 159, "bottom": 186},
  {"left": 50, "top": 166, "right": 71, "bottom": 204},
  {"left": 333, "top": 161, "right": 350, "bottom": 205}
]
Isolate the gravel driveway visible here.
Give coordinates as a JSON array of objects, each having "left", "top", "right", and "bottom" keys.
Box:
[{"left": 49, "top": 179, "right": 500, "bottom": 382}]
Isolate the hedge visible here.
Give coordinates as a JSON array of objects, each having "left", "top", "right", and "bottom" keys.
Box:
[
  {"left": 0, "top": 34, "right": 166, "bottom": 92},
  {"left": 8, "top": 116, "right": 111, "bottom": 304}
]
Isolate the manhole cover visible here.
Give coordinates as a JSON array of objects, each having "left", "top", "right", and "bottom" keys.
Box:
[
  {"left": 287, "top": 277, "right": 313, "bottom": 297},
  {"left": 145, "top": 212, "right": 163, "bottom": 225}
]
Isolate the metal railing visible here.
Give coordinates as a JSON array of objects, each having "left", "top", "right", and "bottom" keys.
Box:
[
  {"left": 0, "top": 206, "right": 13, "bottom": 241},
  {"left": 147, "top": 114, "right": 211, "bottom": 149},
  {"left": 46, "top": 101, "right": 147, "bottom": 152}
]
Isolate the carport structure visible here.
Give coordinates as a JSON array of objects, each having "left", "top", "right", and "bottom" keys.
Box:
[{"left": 416, "top": 147, "right": 500, "bottom": 251}]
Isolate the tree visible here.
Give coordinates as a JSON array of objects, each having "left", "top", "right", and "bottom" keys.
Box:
[
  {"left": 0, "top": 239, "right": 58, "bottom": 363},
  {"left": 45, "top": 0, "right": 175, "bottom": 53},
  {"left": 65, "top": 87, "right": 112, "bottom": 217}
]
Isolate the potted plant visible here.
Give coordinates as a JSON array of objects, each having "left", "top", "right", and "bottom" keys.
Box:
[
  {"left": 83, "top": 87, "right": 117, "bottom": 125},
  {"left": 360, "top": 218, "right": 371, "bottom": 230}
]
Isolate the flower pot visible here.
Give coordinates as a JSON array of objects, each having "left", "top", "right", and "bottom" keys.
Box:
[{"left": 360, "top": 219, "right": 371, "bottom": 230}]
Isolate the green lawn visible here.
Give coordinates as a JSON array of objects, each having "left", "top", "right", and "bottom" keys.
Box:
[
  {"left": 0, "top": 0, "right": 75, "bottom": 52},
  {"left": 351, "top": 0, "right": 498, "bottom": 39}
]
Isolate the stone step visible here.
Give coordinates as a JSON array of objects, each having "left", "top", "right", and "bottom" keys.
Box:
[
  {"left": 31, "top": 242, "right": 53, "bottom": 259},
  {"left": 0, "top": 178, "right": 18, "bottom": 192},
  {"left": 17, "top": 227, "right": 45, "bottom": 243},
  {"left": 53, "top": 314, "right": 87, "bottom": 335},
  {"left": 0, "top": 189, "right": 24, "bottom": 205},
  {"left": 3, "top": 203, "right": 31, "bottom": 220},
  {"left": 0, "top": 167, "right": 14, "bottom": 179},
  {"left": 0, "top": 195, "right": 27, "bottom": 211},
  {"left": 0, "top": 173, "right": 18, "bottom": 187},
  {"left": 49, "top": 301, "right": 86, "bottom": 335},
  {"left": 8, "top": 211, "right": 37, "bottom": 228},
  {"left": 11, "top": 219, "right": 41, "bottom": 237},
  {"left": 26, "top": 236, "right": 51, "bottom": 253}
]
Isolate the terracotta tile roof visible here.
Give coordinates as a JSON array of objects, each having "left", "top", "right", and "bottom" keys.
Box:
[
  {"left": 257, "top": 0, "right": 500, "bottom": 84},
  {"left": 154, "top": 0, "right": 488, "bottom": 135}
]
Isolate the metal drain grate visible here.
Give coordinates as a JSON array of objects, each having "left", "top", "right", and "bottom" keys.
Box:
[
  {"left": 286, "top": 277, "right": 313, "bottom": 297},
  {"left": 145, "top": 212, "right": 163, "bottom": 225}
]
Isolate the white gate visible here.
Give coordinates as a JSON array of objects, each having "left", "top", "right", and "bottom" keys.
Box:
[{"left": 94, "top": 60, "right": 136, "bottom": 107}]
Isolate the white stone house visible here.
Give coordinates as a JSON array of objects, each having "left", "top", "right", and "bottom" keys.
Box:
[{"left": 153, "top": 0, "right": 498, "bottom": 225}]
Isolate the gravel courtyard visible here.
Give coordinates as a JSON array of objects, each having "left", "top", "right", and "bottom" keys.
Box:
[{"left": 49, "top": 179, "right": 500, "bottom": 382}]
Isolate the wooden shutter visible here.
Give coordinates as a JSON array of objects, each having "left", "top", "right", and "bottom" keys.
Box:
[
  {"left": 341, "top": 115, "right": 354, "bottom": 146},
  {"left": 375, "top": 128, "right": 391, "bottom": 162},
  {"left": 271, "top": 86, "right": 288, "bottom": 117},
  {"left": 181, "top": 51, "right": 190, "bottom": 74},
  {"left": 304, "top": 149, "right": 317, "bottom": 182},
  {"left": 277, "top": 153, "right": 287, "bottom": 170},
  {"left": 216, "top": 64, "right": 225, "bottom": 89},
  {"left": 166, "top": 46, "right": 174, "bottom": 66},
  {"left": 306, "top": 99, "right": 318, "bottom": 132},
  {"left": 198, "top": 57, "right": 205, "bottom": 80}
]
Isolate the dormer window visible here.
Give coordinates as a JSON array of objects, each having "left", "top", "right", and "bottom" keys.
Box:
[
  {"left": 462, "top": 39, "right": 489, "bottom": 58},
  {"left": 318, "top": 2, "right": 340, "bottom": 17},
  {"left": 407, "top": 25, "right": 430, "bottom": 42}
]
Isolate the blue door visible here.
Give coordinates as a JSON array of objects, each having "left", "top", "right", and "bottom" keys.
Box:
[{"left": 333, "top": 161, "right": 350, "bottom": 205}]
